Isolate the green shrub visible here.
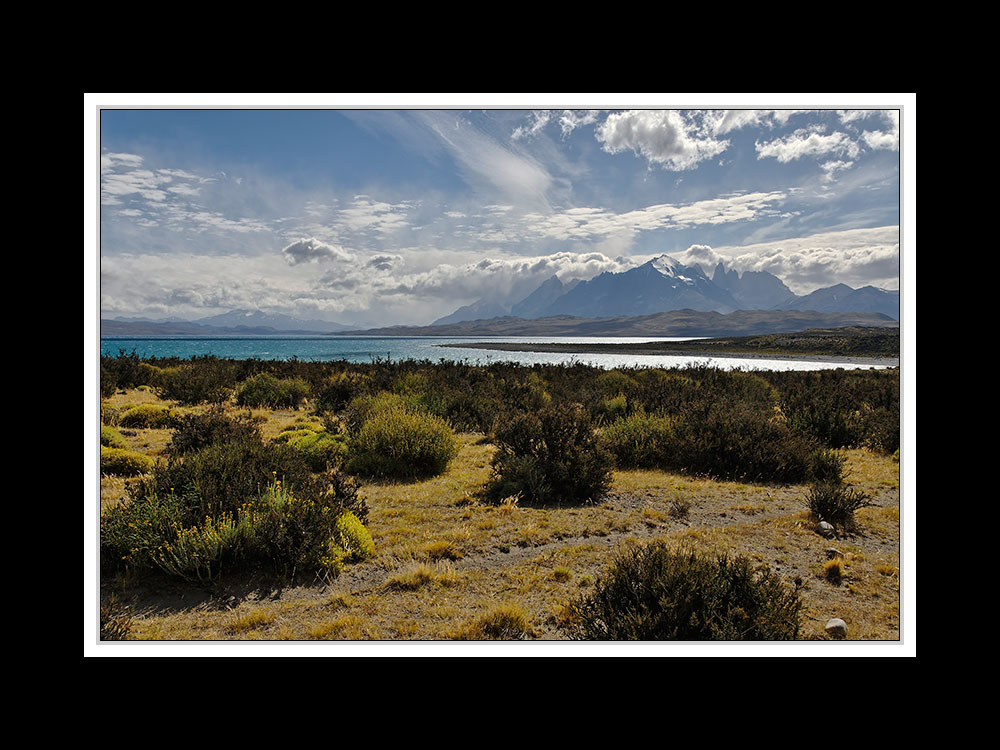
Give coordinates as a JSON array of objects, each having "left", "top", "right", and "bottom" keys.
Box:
[
  {"left": 565, "top": 543, "right": 802, "bottom": 640},
  {"left": 484, "top": 403, "right": 613, "bottom": 506},
  {"left": 808, "top": 448, "right": 847, "bottom": 485},
  {"left": 804, "top": 482, "right": 875, "bottom": 528},
  {"left": 345, "top": 401, "right": 458, "bottom": 479},
  {"left": 634, "top": 370, "right": 697, "bottom": 414},
  {"left": 155, "top": 357, "right": 236, "bottom": 405},
  {"left": 101, "top": 351, "right": 160, "bottom": 394},
  {"left": 333, "top": 510, "right": 375, "bottom": 562},
  {"left": 596, "top": 393, "right": 633, "bottom": 424},
  {"left": 599, "top": 413, "right": 677, "bottom": 469},
  {"left": 142, "top": 430, "right": 316, "bottom": 519},
  {"left": 118, "top": 404, "right": 181, "bottom": 429},
  {"left": 288, "top": 430, "right": 349, "bottom": 471},
  {"left": 274, "top": 428, "right": 319, "bottom": 443},
  {"left": 101, "top": 447, "right": 154, "bottom": 477},
  {"left": 101, "top": 425, "right": 129, "bottom": 449},
  {"left": 102, "top": 472, "right": 368, "bottom": 582},
  {"left": 167, "top": 407, "right": 264, "bottom": 455},
  {"left": 315, "top": 371, "right": 372, "bottom": 413},
  {"left": 595, "top": 370, "right": 639, "bottom": 398},
  {"left": 235, "top": 373, "right": 310, "bottom": 409},
  {"left": 667, "top": 399, "right": 815, "bottom": 483}
]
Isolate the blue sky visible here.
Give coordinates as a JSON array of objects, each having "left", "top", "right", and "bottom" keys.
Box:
[{"left": 96, "top": 97, "right": 905, "bottom": 327}]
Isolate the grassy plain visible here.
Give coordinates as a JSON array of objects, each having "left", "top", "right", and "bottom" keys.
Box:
[{"left": 98, "top": 385, "right": 900, "bottom": 643}]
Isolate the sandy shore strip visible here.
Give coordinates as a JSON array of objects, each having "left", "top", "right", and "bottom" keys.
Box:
[{"left": 437, "top": 341, "right": 900, "bottom": 368}]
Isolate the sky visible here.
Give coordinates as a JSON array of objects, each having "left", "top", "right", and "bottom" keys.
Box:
[{"left": 95, "top": 96, "right": 906, "bottom": 327}]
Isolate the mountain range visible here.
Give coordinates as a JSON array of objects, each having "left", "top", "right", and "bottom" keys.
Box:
[
  {"left": 335, "top": 309, "right": 897, "bottom": 338},
  {"left": 432, "top": 254, "right": 899, "bottom": 324},
  {"left": 101, "top": 310, "right": 353, "bottom": 336}
]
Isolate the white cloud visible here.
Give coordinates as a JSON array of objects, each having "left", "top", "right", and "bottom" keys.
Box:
[
  {"left": 708, "top": 109, "right": 810, "bottom": 135},
  {"left": 281, "top": 237, "right": 353, "bottom": 265},
  {"left": 756, "top": 128, "right": 861, "bottom": 163},
  {"left": 862, "top": 110, "right": 900, "bottom": 151},
  {"left": 379, "top": 250, "right": 632, "bottom": 303},
  {"left": 559, "top": 110, "right": 600, "bottom": 137},
  {"left": 673, "top": 226, "right": 900, "bottom": 293},
  {"left": 511, "top": 110, "right": 553, "bottom": 140},
  {"left": 514, "top": 191, "right": 788, "bottom": 245},
  {"left": 596, "top": 110, "right": 730, "bottom": 170}
]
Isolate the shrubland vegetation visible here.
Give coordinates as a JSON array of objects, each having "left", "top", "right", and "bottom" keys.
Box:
[
  {"left": 565, "top": 543, "right": 803, "bottom": 640},
  {"left": 98, "top": 350, "right": 900, "bottom": 641}
]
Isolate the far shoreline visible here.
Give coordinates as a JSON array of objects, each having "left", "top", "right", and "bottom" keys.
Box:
[{"left": 437, "top": 341, "right": 900, "bottom": 368}]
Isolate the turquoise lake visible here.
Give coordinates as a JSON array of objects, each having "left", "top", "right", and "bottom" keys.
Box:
[{"left": 99, "top": 336, "right": 893, "bottom": 371}]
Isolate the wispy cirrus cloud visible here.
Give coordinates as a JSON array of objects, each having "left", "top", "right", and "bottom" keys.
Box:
[{"left": 415, "top": 111, "right": 555, "bottom": 208}]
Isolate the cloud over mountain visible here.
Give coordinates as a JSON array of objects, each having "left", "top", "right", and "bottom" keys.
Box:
[{"left": 281, "top": 237, "right": 353, "bottom": 265}]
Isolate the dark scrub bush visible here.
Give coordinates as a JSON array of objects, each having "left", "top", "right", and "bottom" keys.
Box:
[
  {"left": 565, "top": 543, "right": 802, "bottom": 641},
  {"left": 155, "top": 357, "right": 237, "bottom": 405},
  {"left": 804, "top": 482, "right": 875, "bottom": 528},
  {"left": 667, "top": 393, "right": 815, "bottom": 484},
  {"left": 314, "top": 371, "right": 372, "bottom": 413},
  {"left": 484, "top": 403, "right": 612, "bottom": 506},
  {"left": 167, "top": 406, "right": 264, "bottom": 455}
]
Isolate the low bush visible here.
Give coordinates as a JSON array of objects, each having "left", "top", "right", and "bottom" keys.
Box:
[
  {"left": 167, "top": 407, "right": 264, "bottom": 455},
  {"left": 599, "top": 413, "right": 676, "bottom": 469},
  {"left": 101, "top": 447, "right": 154, "bottom": 477},
  {"left": 118, "top": 404, "right": 182, "bottom": 429},
  {"left": 565, "top": 543, "right": 802, "bottom": 640},
  {"left": 333, "top": 510, "right": 375, "bottom": 563},
  {"left": 155, "top": 357, "right": 236, "bottom": 405},
  {"left": 235, "top": 373, "right": 310, "bottom": 409},
  {"left": 484, "top": 403, "right": 612, "bottom": 506},
  {"left": 314, "top": 371, "right": 372, "bottom": 414},
  {"left": 101, "top": 351, "right": 160, "bottom": 394},
  {"left": 808, "top": 448, "right": 847, "bottom": 485},
  {"left": 457, "top": 603, "right": 532, "bottom": 640},
  {"left": 804, "top": 482, "right": 875, "bottom": 528},
  {"left": 345, "top": 397, "right": 458, "bottom": 479},
  {"left": 100, "top": 425, "right": 129, "bottom": 449},
  {"left": 142, "top": 429, "right": 316, "bottom": 520},
  {"left": 667, "top": 400, "right": 815, "bottom": 483},
  {"left": 288, "top": 430, "right": 349, "bottom": 472},
  {"left": 102, "top": 472, "right": 369, "bottom": 582}
]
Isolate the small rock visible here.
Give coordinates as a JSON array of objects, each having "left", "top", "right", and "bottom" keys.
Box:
[
  {"left": 825, "top": 547, "right": 841, "bottom": 559},
  {"left": 825, "top": 618, "right": 848, "bottom": 638},
  {"left": 817, "top": 521, "right": 835, "bottom": 538}
]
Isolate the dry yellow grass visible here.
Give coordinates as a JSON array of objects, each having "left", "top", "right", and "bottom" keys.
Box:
[{"left": 101, "top": 389, "right": 902, "bottom": 644}]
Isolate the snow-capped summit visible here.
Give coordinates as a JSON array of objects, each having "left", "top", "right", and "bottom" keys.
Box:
[{"left": 649, "top": 254, "right": 700, "bottom": 284}]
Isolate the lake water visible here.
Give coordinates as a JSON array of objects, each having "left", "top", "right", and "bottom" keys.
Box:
[{"left": 99, "top": 335, "right": 894, "bottom": 372}]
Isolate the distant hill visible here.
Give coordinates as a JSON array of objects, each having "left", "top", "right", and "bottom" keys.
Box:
[
  {"left": 101, "top": 309, "right": 352, "bottom": 336},
  {"left": 773, "top": 284, "right": 900, "bottom": 319},
  {"left": 332, "top": 309, "right": 898, "bottom": 338}
]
